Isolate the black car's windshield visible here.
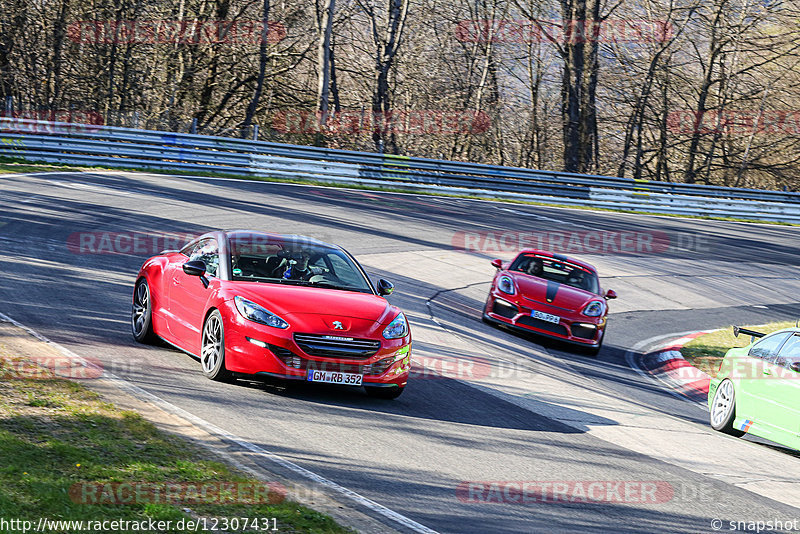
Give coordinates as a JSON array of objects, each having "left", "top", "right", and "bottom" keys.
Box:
[
  {"left": 228, "top": 233, "right": 373, "bottom": 293},
  {"left": 509, "top": 253, "right": 599, "bottom": 294}
]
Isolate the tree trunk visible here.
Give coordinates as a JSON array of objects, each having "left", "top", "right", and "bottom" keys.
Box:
[
  {"left": 243, "top": 0, "right": 271, "bottom": 135},
  {"left": 316, "top": 0, "right": 335, "bottom": 121},
  {"left": 560, "top": 0, "right": 600, "bottom": 174},
  {"left": 364, "top": 0, "right": 409, "bottom": 153},
  {"left": 49, "top": 0, "right": 70, "bottom": 112}
]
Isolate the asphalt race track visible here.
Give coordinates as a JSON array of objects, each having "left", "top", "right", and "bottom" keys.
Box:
[{"left": 2, "top": 170, "right": 800, "bottom": 533}]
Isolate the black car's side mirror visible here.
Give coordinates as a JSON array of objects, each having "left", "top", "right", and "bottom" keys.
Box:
[
  {"left": 791, "top": 361, "right": 800, "bottom": 373},
  {"left": 183, "top": 260, "right": 210, "bottom": 288},
  {"left": 377, "top": 279, "right": 394, "bottom": 296}
]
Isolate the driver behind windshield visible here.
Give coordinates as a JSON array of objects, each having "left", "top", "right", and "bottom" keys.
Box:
[
  {"left": 526, "top": 258, "right": 543, "bottom": 277},
  {"left": 282, "top": 251, "right": 322, "bottom": 281}
]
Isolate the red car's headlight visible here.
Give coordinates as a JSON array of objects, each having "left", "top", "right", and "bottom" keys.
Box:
[
  {"left": 582, "top": 301, "right": 606, "bottom": 317},
  {"left": 234, "top": 296, "right": 290, "bottom": 329},
  {"left": 383, "top": 312, "right": 409, "bottom": 339},
  {"left": 497, "top": 276, "right": 516, "bottom": 295}
]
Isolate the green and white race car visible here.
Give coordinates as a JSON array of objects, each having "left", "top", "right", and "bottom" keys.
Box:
[{"left": 708, "top": 326, "right": 800, "bottom": 451}]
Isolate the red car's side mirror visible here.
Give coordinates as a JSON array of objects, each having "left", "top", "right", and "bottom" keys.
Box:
[
  {"left": 604, "top": 289, "right": 617, "bottom": 300},
  {"left": 491, "top": 259, "right": 503, "bottom": 270}
]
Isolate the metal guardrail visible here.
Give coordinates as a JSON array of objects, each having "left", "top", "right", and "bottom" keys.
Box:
[{"left": 2, "top": 117, "right": 799, "bottom": 222}]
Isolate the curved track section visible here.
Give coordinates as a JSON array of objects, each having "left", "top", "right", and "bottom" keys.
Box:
[{"left": 2, "top": 170, "right": 800, "bottom": 533}]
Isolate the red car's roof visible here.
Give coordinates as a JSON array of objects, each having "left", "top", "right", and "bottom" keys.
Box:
[
  {"left": 516, "top": 249, "right": 597, "bottom": 273},
  {"left": 224, "top": 230, "right": 333, "bottom": 248}
]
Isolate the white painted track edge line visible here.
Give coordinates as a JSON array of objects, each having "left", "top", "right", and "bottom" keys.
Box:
[{"left": 0, "top": 311, "right": 439, "bottom": 534}]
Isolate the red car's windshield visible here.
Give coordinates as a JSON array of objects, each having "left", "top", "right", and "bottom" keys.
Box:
[
  {"left": 509, "top": 253, "right": 600, "bottom": 294},
  {"left": 228, "top": 233, "right": 373, "bottom": 293}
]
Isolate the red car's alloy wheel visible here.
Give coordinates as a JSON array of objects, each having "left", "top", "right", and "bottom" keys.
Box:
[
  {"left": 201, "top": 310, "right": 232, "bottom": 382},
  {"left": 131, "top": 279, "right": 156, "bottom": 344}
]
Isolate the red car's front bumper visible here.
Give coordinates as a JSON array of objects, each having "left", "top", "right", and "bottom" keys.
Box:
[
  {"left": 219, "top": 300, "right": 411, "bottom": 387},
  {"left": 484, "top": 293, "right": 605, "bottom": 347}
]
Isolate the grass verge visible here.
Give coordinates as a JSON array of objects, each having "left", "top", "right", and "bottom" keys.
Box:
[
  {"left": 0, "top": 161, "right": 94, "bottom": 175},
  {"left": 0, "top": 338, "right": 352, "bottom": 533},
  {"left": 681, "top": 321, "right": 796, "bottom": 376}
]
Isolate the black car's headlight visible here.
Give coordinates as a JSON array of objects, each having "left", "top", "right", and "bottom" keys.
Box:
[
  {"left": 383, "top": 312, "right": 409, "bottom": 339},
  {"left": 234, "top": 296, "right": 289, "bottom": 329},
  {"left": 582, "top": 300, "right": 606, "bottom": 317},
  {"left": 497, "top": 276, "right": 516, "bottom": 295}
]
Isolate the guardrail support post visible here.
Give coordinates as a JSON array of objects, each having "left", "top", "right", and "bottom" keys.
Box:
[{"left": 253, "top": 124, "right": 259, "bottom": 141}]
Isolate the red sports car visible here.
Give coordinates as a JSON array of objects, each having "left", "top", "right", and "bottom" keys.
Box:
[
  {"left": 131, "top": 230, "right": 411, "bottom": 399},
  {"left": 482, "top": 250, "right": 616, "bottom": 355}
]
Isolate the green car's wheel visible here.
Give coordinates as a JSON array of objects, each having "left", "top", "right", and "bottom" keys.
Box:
[{"left": 710, "top": 379, "right": 745, "bottom": 437}]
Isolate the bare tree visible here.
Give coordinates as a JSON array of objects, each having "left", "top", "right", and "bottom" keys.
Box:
[{"left": 358, "top": 0, "right": 409, "bottom": 153}]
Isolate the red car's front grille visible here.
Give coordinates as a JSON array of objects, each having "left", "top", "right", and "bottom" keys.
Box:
[
  {"left": 516, "top": 316, "right": 569, "bottom": 337},
  {"left": 293, "top": 333, "right": 380, "bottom": 359},
  {"left": 268, "top": 345, "right": 391, "bottom": 376}
]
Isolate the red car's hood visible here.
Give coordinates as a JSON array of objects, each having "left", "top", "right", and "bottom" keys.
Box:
[
  {"left": 510, "top": 272, "right": 600, "bottom": 312},
  {"left": 225, "top": 282, "right": 397, "bottom": 333}
]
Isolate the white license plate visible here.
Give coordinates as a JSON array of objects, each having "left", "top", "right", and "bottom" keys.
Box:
[
  {"left": 307, "top": 370, "right": 363, "bottom": 386},
  {"left": 532, "top": 310, "right": 561, "bottom": 324}
]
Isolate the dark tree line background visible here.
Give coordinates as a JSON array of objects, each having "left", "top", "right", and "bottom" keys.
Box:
[{"left": 1, "top": 0, "right": 800, "bottom": 189}]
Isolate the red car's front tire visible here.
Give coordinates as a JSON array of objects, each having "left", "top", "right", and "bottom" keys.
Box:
[
  {"left": 585, "top": 332, "right": 604, "bottom": 357},
  {"left": 132, "top": 279, "right": 157, "bottom": 344},
  {"left": 201, "top": 310, "right": 233, "bottom": 382}
]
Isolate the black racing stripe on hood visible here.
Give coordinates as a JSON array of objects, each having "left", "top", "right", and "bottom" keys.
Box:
[{"left": 545, "top": 280, "right": 560, "bottom": 303}]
